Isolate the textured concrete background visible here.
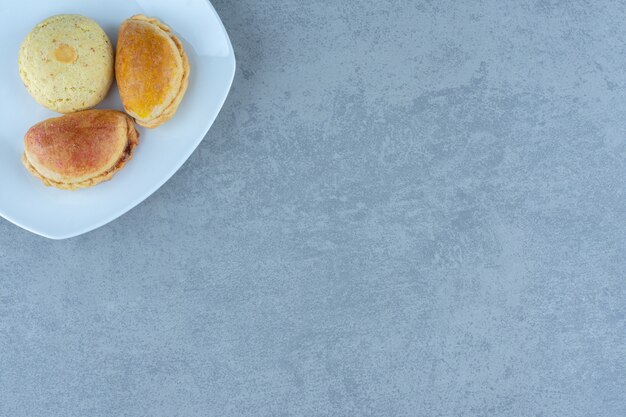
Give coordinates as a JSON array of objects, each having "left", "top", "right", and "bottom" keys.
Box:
[{"left": 1, "top": 1, "right": 625, "bottom": 416}]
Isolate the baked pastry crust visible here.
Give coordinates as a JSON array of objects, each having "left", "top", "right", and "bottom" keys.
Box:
[
  {"left": 115, "top": 15, "right": 190, "bottom": 128},
  {"left": 18, "top": 14, "right": 114, "bottom": 114},
  {"left": 22, "top": 110, "right": 139, "bottom": 190}
]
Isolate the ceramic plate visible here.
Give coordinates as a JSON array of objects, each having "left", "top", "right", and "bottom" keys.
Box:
[{"left": 0, "top": 0, "right": 235, "bottom": 239}]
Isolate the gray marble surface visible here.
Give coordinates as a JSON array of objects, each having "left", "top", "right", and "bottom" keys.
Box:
[{"left": 1, "top": 1, "right": 625, "bottom": 416}]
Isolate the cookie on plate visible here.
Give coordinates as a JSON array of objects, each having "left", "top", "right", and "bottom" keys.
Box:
[
  {"left": 18, "top": 14, "right": 114, "bottom": 113},
  {"left": 22, "top": 110, "right": 139, "bottom": 190},
  {"left": 115, "top": 15, "right": 190, "bottom": 128}
]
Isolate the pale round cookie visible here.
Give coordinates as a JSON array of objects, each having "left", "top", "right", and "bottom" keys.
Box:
[{"left": 18, "top": 15, "right": 114, "bottom": 113}]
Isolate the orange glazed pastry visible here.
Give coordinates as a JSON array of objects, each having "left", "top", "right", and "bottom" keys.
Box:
[
  {"left": 115, "top": 15, "right": 190, "bottom": 128},
  {"left": 22, "top": 110, "right": 139, "bottom": 190}
]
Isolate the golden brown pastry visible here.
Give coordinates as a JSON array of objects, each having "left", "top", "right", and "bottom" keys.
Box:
[
  {"left": 22, "top": 110, "right": 139, "bottom": 190},
  {"left": 115, "top": 15, "right": 190, "bottom": 128}
]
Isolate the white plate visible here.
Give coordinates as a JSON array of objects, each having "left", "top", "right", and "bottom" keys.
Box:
[{"left": 0, "top": 0, "right": 235, "bottom": 239}]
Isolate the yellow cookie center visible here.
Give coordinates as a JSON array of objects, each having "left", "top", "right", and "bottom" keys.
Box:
[{"left": 53, "top": 44, "right": 78, "bottom": 63}]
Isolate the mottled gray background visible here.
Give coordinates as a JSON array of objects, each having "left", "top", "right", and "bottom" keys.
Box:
[{"left": 1, "top": 0, "right": 625, "bottom": 416}]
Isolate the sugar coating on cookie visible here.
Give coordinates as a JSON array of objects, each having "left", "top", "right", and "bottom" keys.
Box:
[{"left": 18, "top": 14, "right": 114, "bottom": 113}]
